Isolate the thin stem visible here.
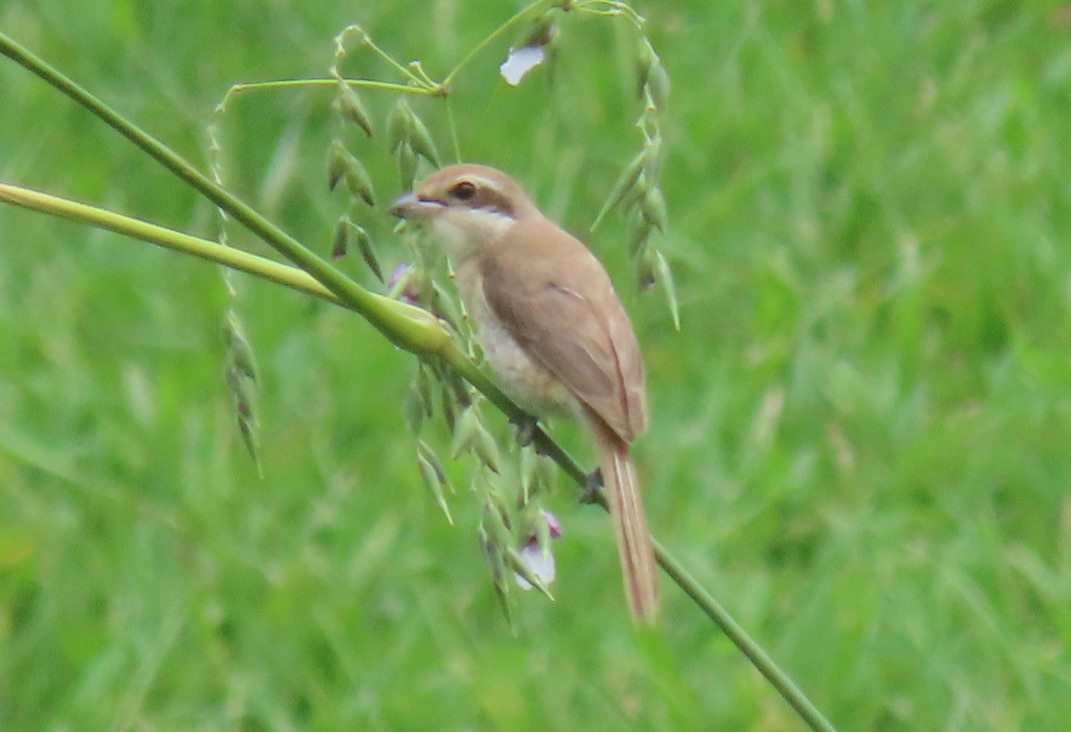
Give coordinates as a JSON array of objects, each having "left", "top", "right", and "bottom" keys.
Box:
[
  {"left": 652, "top": 539, "right": 838, "bottom": 732},
  {"left": 0, "top": 183, "right": 442, "bottom": 336},
  {"left": 406, "top": 60, "right": 439, "bottom": 89},
  {"left": 217, "top": 78, "right": 432, "bottom": 111},
  {"left": 364, "top": 35, "right": 430, "bottom": 88},
  {"left": 445, "top": 96, "right": 463, "bottom": 163},
  {"left": 0, "top": 184, "right": 341, "bottom": 305},
  {"left": 575, "top": 0, "right": 645, "bottom": 27}
]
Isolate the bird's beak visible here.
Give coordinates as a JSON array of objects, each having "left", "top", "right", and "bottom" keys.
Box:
[{"left": 389, "top": 193, "right": 443, "bottom": 220}]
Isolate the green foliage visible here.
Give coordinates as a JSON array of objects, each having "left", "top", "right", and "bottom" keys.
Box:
[{"left": 2, "top": 0, "right": 1070, "bottom": 730}]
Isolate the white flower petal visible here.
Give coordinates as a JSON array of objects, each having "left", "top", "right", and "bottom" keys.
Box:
[
  {"left": 499, "top": 46, "right": 545, "bottom": 87},
  {"left": 514, "top": 542, "right": 556, "bottom": 590}
]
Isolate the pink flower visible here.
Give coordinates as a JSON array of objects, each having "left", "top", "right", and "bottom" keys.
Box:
[{"left": 515, "top": 510, "right": 562, "bottom": 590}]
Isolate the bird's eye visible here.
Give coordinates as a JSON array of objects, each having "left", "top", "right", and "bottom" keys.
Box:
[{"left": 451, "top": 181, "right": 477, "bottom": 201}]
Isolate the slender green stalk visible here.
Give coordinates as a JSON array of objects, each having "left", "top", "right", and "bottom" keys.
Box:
[
  {"left": 216, "top": 78, "right": 432, "bottom": 109},
  {"left": 362, "top": 34, "right": 430, "bottom": 88},
  {"left": 0, "top": 184, "right": 339, "bottom": 306},
  {"left": 653, "top": 539, "right": 838, "bottom": 732},
  {"left": 574, "top": 0, "right": 645, "bottom": 26},
  {"left": 0, "top": 28, "right": 838, "bottom": 732},
  {"left": 445, "top": 97, "right": 463, "bottom": 164}
]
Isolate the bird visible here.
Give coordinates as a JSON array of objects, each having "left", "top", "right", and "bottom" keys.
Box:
[{"left": 390, "top": 163, "right": 659, "bottom": 624}]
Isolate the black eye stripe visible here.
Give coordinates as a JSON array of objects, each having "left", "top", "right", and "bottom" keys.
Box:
[{"left": 445, "top": 178, "right": 516, "bottom": 218}]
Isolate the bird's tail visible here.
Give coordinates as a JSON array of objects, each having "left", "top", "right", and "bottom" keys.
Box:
[{"left": 590, "top": 419, "right": 660, "bottom": 625}]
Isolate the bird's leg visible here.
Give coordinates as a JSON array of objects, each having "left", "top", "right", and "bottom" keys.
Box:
[
  {"left": 581, "top": 468, "right": 605, "bottom": 506},
  {"left": 512, "top": 413, "right": 541, "bottom": 451}
]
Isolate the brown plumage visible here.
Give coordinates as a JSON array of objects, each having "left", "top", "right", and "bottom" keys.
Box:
[{"left": 391, "top": 164, "right": 660, "bottom": 624}]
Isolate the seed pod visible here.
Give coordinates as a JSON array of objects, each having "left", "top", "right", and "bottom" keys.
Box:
[
  {"left": 336, "top": 82, "right": 373, "bottom": 137},
  {"left": 327, "top": 140, "right": 351, "bottom": 191},
  {"left": 473, "top": 423, "right": 501, "bottom": 473},
  {"left": 479, "top": 521, "right": 506, "bottom": 581},
  {"left": 331, "top": 216, "right": 349, "bottom": 260},
  {"left": 449, "top": 406, "right": 481, "bottom": 459},
  {"left": 636, "top": 38, "right": 656, "bottom": 98},
  {"left": 637, "top": 246, "right": 658, "bottom": 291},
  {"left": 479, "top": 517, "right": 509, "bottom": 577},
  {"left": 425, "top": 354, "right": 449, "bottom": 385},
  {"left": 641, "top": 185, "right": 668, "bottom": 231},
  {"left": 416, "top": 363, "right": 435, "bottom": 417},
  {"left": 534, "top": 451, "right": 556, "bottom": 491},
  {"left": 440, "top": 381, "right": 457, "bottom": 434},
  {"left": 655, "top": 249, "right": 681, "bottom": 330},
  {"left": 417, "top": 442, "right": 453, "bottom": 524},
  {"left": 483, "top": 492, "right": 514, "bottom": 541},
  {"left": 435, "top": 360, "right": 470, "bottom": 410},
  {"left": 505, "top": 547, "right": 554, "bottom": 601},
  {"left": 223, "top": 311, "right": 258, "bottom": 383},
  {"left": 418, "top": 440, "right": 450, "bottom": 487},
  {"left": 343, "top": 158, "right": 377, "bottom": 207},
  {"left": 351, "top": 223, "right": 383, "bottom": 282},
  {"left": 478, "top": 510, "right": 516, "bottom": 629},
  {"left": 225, "top": 364, "right": 262, "bottom": 473},
  {"left": 591, "top": 151, "right": 644, "bottom": 230},
  {"left": 519, "top": 446, "right": 538, "bottom": 504},
  {"left": 629, "top": 215, "right": 653, "bottom": 257},
  {"left": 479, "top": 492, "right": 516, "bottom": 609},
  {"left": 481, "top": 523, "right": 514, "bottom": 625},
  {"left": 645, "top": 60, "right": 671, "bottom": 111},
  {"left": 622, "top": 171, "right": 649, "bottom": 212},
  {"left": 397, "top": 141, "right": 418, "bottom": 191},
  {"left": 225, "top": 365, "right": 257, "bottom": 420},
  {"left": 386, "top": 99, "right": 413, "bottom": 153},
  {"left": 638, "top": 102, "right": 660, "bottom": 137},
  {"left": 407, "top": 111, "right": 440, "bottom": 167},
  {"left": 236, "top": 411, "right": 262, "bottom": 475},
  {"left": 403, "top": 381, "right": 425, "bottom": 433},
  {"left": 642, "top": 133, "right": 664, "bottom": 183}
]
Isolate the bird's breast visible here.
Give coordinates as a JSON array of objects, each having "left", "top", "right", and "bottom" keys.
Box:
[{"left": 454, "top": 261, "right": 576, "bottom": 419}]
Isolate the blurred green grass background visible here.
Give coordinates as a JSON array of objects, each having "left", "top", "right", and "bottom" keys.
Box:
[{"left": 2, "top": 1, "right": 1070, "bottom": 729}]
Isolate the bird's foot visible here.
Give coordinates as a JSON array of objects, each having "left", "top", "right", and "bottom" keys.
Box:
[
  {"left": 512, "top": 414, "right": 541, "bottom": 451},
  {"left": 581, "top": 468, "right": 604, "bottom": 505}
]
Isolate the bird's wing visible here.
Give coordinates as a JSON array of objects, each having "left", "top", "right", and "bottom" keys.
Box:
[{"left": 479, "top": 216, "right": 647, "bottom": 441}]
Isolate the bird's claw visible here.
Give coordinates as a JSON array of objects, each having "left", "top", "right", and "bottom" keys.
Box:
[
  {"left": 513, "top": 414, "right": 540, "bottom": 451},
  {"left": 581, "top": 468, "right": 604, "bottom": 505}
]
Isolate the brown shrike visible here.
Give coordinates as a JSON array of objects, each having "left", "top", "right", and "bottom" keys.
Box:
[{"left": 390, "top": 164, "right": 659, "bottom": 624}]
